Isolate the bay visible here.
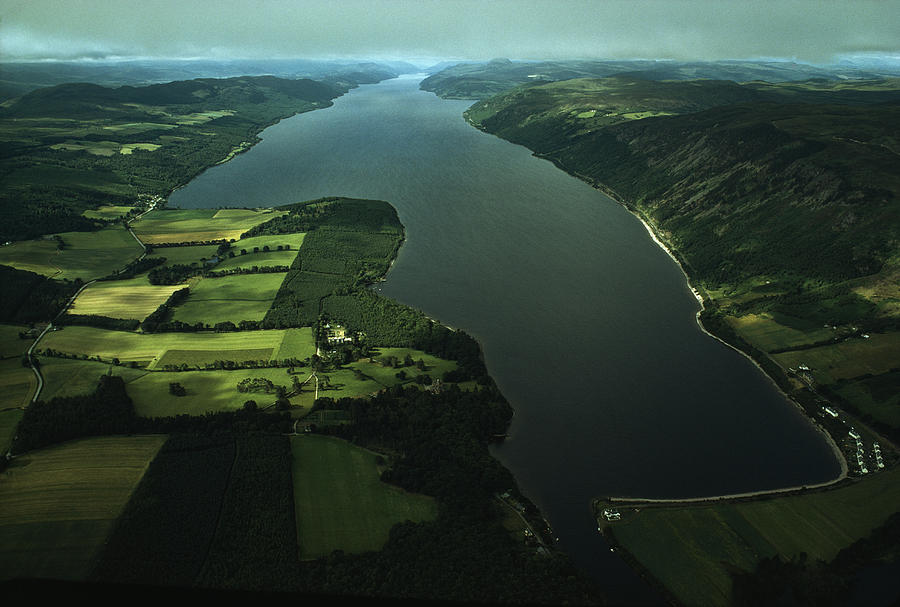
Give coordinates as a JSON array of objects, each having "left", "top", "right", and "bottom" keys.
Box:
[{"left": 169, "top": 74, "right": 841, "bottom": 603}]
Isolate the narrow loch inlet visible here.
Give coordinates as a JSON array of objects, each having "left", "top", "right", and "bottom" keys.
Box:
[{"left": 169, "top": 74, "right": 841, "bottom": 601}]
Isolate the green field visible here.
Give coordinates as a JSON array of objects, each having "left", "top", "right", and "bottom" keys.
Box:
[
  {"left": 213, "top": 249, "right": 299, "bottom": 271},
  {"left": 772, "top": 332, "right": 900, "bottom": 383},
  {"left": 0, "top": 323, "right": 32, "bottom": 359},
  {"left": 609, "top": 467, "right": 900, "bottom": 606},
  {"left": 67, "top": 276, "right": 186, "bottom": 320},
  {"left": 36, "top": 358, "right": 148, "bottom": 402},
  {"left": 0, "top": 358, "right": 36, "bottom": 409},
  {"left": 125, "top": 367, "right": 307, "bottom": 417},
  {"left": 291, "top": 435, "right": 438, "bottom": 559},
  {"left": 171, "top": 272, "right": 287, "bottom": 325},
  {"left": 0, "top": 409, "right": 23, "bottom": 456},
  {"left": 834, "top": 372, "right": 900, "bottom": 428},
  {"left": 273, "top": 327, "right": 317, "bottom": 360},
  {"left": 37, "top": 326, "right": 315, "bottom": 368},
  {"left": 726, "top": 313, "right": 838, "bottom": 352},
  {"left": 0, "top": 435, "right": 167, "bottom": 582},
  {"left": 286, "top": 347, "right": 463, "bottom": 409},
  {"left": 231, "top": 232, "right": 306, "bottom": 255},
  {"left": 33, "top": 357, "right": 306, "bottom": 416},
  {"left": 52, "top": 227, "right": 144, "bottom": 282},
  {"left": 0, "top": 238, "right": 62, "bottom": 276},
  {"left": 145, "top": 244, "right": 220, "bottom": 267},
  {"left": 2, "top": 226, "right": 145, "bottom": 283},
  {"left": 130, "top": 208, "right": 285, "bottom": 244}
]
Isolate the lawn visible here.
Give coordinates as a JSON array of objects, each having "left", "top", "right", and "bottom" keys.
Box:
[
  {"left": 130, "top": 208, "right": 285, "bottom": 244},
  {"left": 291, "top": 434, "right": 438, "bottom": 559},
  {"left": 170, "top": 272, "right": 287, "bottom": 325},
  {"left": 0, "top": 435, "right": 167, "bottom": 582},
  {"left": 610, "top": 466, "right": 900, "bottom": 607},
  {"left": 67, "top": 277, "right": 186, "bottom": 320}
]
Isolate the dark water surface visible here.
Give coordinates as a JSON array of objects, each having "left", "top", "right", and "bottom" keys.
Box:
[{"left": 169, "top": 74, "right": 841, "bottom": 602}]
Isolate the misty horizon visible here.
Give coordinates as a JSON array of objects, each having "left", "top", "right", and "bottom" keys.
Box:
[{"left": 2, "top": 0, "right": 899, "bottom": 66}]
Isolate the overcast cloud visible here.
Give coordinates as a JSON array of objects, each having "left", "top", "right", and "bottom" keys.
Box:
[{"left": 2, "top": 0, "right": 899, "bottom": 63}]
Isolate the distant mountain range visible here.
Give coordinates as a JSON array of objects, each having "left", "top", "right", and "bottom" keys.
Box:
[{"left": 420, "top": 58, "right": 900, "bottom": 99}]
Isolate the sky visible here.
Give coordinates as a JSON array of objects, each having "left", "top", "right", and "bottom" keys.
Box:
[{"left": 1, "top": 0, "right": 899, "bottom": 65}]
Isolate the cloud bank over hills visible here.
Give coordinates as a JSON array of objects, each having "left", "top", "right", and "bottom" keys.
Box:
[{"left": 2, "top": 0, "right": 899, "bottom": 64}]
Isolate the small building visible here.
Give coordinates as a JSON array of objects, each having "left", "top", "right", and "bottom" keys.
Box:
[
  {"left": 823, "top": 406, "right": 839, "bottom": 418},
  {"left": 849, "top": 429, "right": 862, "bottom": 440},
  {"left": 602, "top": 508, "right": 621, "bottom": 521}
]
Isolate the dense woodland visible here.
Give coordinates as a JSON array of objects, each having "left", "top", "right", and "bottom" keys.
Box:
[
  {"left": 11, "top": 369, "right": 602, "bottom": 603},
  {"left": 0, "top": 265, "right": 78, "bottom": 324},
  {"left": 465, "top": 77, "right": 900, "bottom": 305}
]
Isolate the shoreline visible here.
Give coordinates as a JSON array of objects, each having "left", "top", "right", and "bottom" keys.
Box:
[
  {"left": 543, "top": 162, "right": 851, "bottom": 490},
  {"left": 460, "top": 113, "right": 850, "bottom": 492},
  {"left": 616, "top": 193, "right": 849, "bottom": 485},
  {"left": 604, "top": 474, "right": 852, "bottom": 507}
]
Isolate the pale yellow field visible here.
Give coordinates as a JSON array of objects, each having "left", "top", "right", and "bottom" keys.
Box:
[
  {"left": 138, "top": 229, "right": 249, "bottom": 244},
  {"left": 38, "top": 325, "right": 315, "bottom": 368},
  {"left": 131, "top": 208, "right": 285, "bottom": 244},
  {"left": 0, "top": 435, "right": 167, "bottom": 582},
  {"left": 68, "top": 279, "right": 186, "bottom": 320},
  {"left": 49, "top": 141, "right": 161, "bottom": 156}
]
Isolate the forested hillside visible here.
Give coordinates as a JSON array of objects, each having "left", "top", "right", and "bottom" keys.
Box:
[
  {"left": 0, "top": 71, "right": 394, "bottom": 242},
  {"left": 461, "top": 74, "right": 900, "bottom": 443}
]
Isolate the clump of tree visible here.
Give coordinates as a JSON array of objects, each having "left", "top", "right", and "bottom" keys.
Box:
[
  {"left": 100, "top": 255, "right": 165, "bottom": 281},
  {"left": 236, "top": 377, "right": 284, "bottom": 394},
  {"left": 148, "top": 263, "right": 201, "bottom": 285},
  {"left": 11, "top": 375, "right": 136, "bottom": 454},
  {"left": 141, "top": 287, "right": 189, "bottom": 332},
  {"left": 55, "top": 313, "right": 140, "bottom": 331},
  {"left": 0, "top": 265, "right": 79, "bottom": 323}
]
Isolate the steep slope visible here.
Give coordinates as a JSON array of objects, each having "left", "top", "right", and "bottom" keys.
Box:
[{"left": 466, "top": 75, "right": 900, "bottom": 440}]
